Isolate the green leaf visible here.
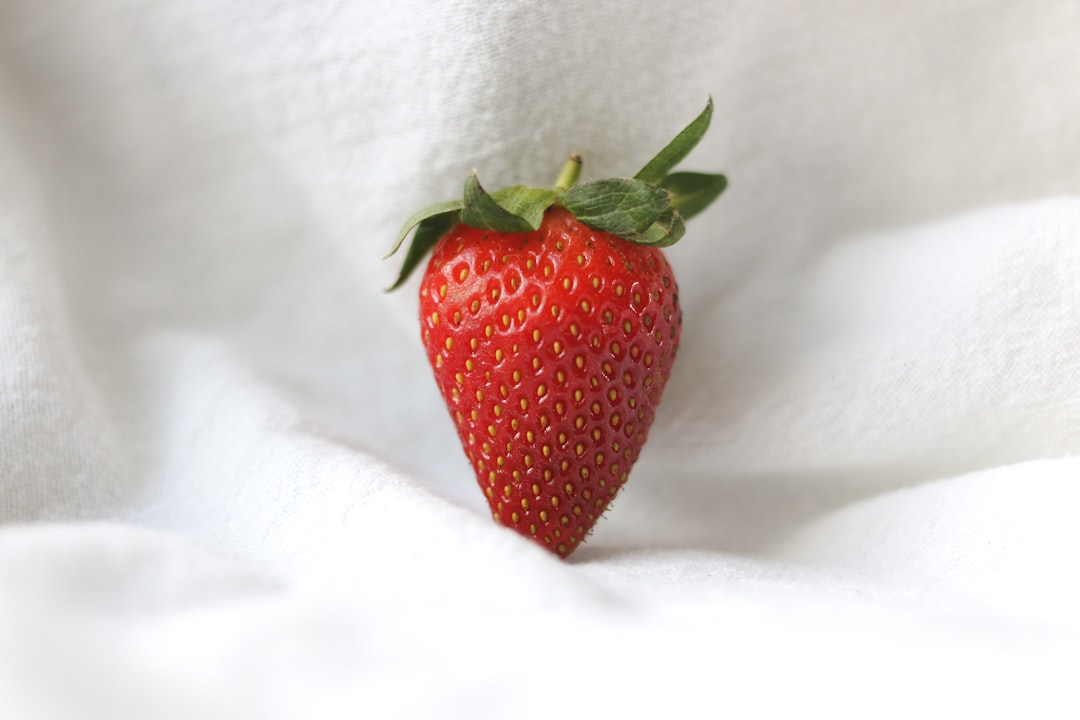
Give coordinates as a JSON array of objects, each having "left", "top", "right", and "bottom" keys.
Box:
[
  {"left": 387, "top": 210, "right": 458, "bottom": 291},
  {"left": 625, "top": 208, "right": 686, "bottom": 247},
  {"left": 462, "top": 172, "right": 536, "bottom": 233},
  {"left": 634, "top": 97, "right": 714, "bottom": 185},
  {"left": 489, "top": 185, "right": 557, "bottom": 231},
  {"left": 659, "top": 172, "right": 727, "bottom": 220},
  {"left": 384, "top": 199, "right": 463, "bottom": 259},
  {"left": 558, "top": 178, "right": 671, "bottom": 236}
]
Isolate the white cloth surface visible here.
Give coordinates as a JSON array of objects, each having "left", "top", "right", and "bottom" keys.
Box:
[{"left": 2, "top": 0, "right": 1080, "bottom": 717}]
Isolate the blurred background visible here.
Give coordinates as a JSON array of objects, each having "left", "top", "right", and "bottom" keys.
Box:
[{"left": 1, "top": 1, "right": 1079, "bottom": 716}]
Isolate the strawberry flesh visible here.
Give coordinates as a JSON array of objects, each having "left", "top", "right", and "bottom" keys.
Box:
[{"left": 418, "top": 207, "right": 681, "bottom": 557}]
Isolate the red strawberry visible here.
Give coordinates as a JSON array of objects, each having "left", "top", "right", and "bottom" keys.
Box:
[{"left": 387, "top": 99, "right": 726, "bottom": 557}]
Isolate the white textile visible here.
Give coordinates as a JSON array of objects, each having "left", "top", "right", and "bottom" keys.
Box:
[{"left": 1, "top": 0, "right": 1079, "bottom": 717}]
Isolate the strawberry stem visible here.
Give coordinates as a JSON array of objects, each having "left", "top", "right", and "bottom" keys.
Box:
[{"left": 553, "top": 154, "right": 582, "bottom": 192}]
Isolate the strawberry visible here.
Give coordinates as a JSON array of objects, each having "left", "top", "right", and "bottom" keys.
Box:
[{"left": 387, "top": 99, "right": 726, "bottom": 557}]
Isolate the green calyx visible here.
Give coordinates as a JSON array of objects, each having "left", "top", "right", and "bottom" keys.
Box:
[{"left": 386, "top": 97, "right": 726, "bottom": 291}]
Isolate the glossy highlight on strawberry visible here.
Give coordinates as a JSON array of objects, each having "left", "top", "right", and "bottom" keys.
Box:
[
  {"left": 388, "top": 98, "right": 725, "bottom": 557},
  {"left": 420, "top": 208, "right": 681, "bottom": 556}
]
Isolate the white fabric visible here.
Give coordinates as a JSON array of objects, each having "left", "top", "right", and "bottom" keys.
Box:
[{"left": 2, "top": 0, "right": 1079, "bottom": 716}]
